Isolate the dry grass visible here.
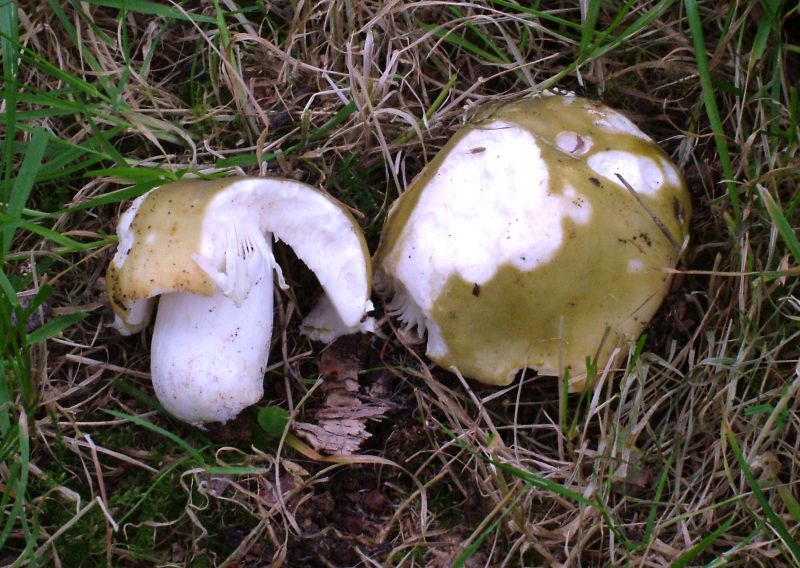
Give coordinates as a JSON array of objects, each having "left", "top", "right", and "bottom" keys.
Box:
[{"left": 2, "top": 0, "right": 800, "bottom": 566}]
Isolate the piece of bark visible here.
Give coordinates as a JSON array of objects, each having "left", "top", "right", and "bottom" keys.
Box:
[{"left": 294, "top": 335, "right": 391, "bottom": 454}]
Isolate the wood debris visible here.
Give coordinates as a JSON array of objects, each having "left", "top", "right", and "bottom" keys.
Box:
[{"left": 295, "top": 335, "right": 391, "bottom": 454}]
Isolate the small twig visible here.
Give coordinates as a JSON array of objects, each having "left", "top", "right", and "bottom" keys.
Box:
[{"left": 616, "top": 173, "right": 682, "bottom": 253}]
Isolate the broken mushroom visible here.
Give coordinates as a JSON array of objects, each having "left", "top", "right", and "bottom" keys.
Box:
[
  {"left": 375, "top": 94, "right": 691, "bottom": 390},
  {"left": 107, "top": 177, "right": 373, "bottom": 424}
]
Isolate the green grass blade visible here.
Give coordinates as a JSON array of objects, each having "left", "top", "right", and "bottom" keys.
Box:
[
  {"left": 15, "top": 36, "right": 110, "bottom": 102},
  {"left": 491, "top": 459, "right": 595, "bottom": 507},
  {"left": 0, "top": 460, "right": 21, "bottom": 551},
  {"left": 579, "top": 0, "right": 603, "bottom": 56},
  {"left": 0, "top": 211, "right": 97, "bottom": 251},
  {"left": 484, "top": 0, "right": 583, "bottom": 34},
  {"left": 419, "top": 21, "right": 508, "bottom": 64},
  {"left": 594, "top": 0, "right": 675, "bottom": 61},
  {"left": 750, "top": 0, "right": 783, "bottom": 65},
  {"left": 726, "top": 427, "right": 800, "bottom": 562},
  {"left": 104, "top": 409, "right": 206, "bottom": 464},
  {"left": 0, "top": 361, "right": 9, "bottom": 435},
  {"left": 537, "top": 0, "right": 676, "bottom": 92},
  {"left": 116, "top": 456, "right": 190, "bottom": 525},
  {"left": 211, "top": 0, "right": 232, "bottom": 48},
  {"left": 2, "top": 127, "right": 49, "bottom": 257},
  {"left": 452, "top": 510, "right": 507, "bottom": 568},
  {"left": 0, "top": 0, "right": 19, "bottom": 186},
  {"left": 45, "top": 0, "right": 117, "bottom": 99},
  {"left": 684, "top": 0, "right": 740, "bottom": 222},
  {"left": 640, "top": 453, "right": 673, "bottom": 547},
  {"left": 777, "top": 486, "right": 800, "bottom": 524},
  {"left": 671, "top": 516, "right": 735, "bottom": 568},
  {"left": 0, "top": 412, "right": 30, "bottom": 552},
  {"left": 25, "top": 312, "right": 88, "bottom": 346},
  {"left": 62, "top": 182, "right": 161, "bottom": 213},
  {"left": 0, "top": 266, "right": 20, "bottom": 310},
  {"left": 216, "top": 101, "right": 358, "bottom": 168},
  {"left": 758, "top": 186, "right": 800, "bottom": 266},
  {"left": 449, "top": 6, "right": 511, "bottom": 64},
  {"left": 111, "top": 380, "right": 167, "bottom": 414},
  {"left": 81, "top": 0, "right": 216, "bottom": 22},
  {"left": 85, "top": 116, "right": 130, "bottom": 167},
  {"left": 789, "top": 85, "right": 798, "bottom": 145}
]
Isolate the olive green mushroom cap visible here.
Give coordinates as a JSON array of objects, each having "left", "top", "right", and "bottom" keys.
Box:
[{"left": 375, "top": 94, "right": 691, "bottom": 390}]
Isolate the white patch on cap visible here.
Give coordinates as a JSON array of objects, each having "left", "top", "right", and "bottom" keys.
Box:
[
  {"left": 113, "top": 191, "right": 151, "bottom": 269},
  {"left": 555, "top": 131, "right": 592, "bottom": 156},
  {"left": 628, "top": 259, "right": 643, "bottom": 272},
  {"left": 660, "top": 157, "right": 682, "bottom": 187},
  {"left": 387, "top": 121, "right": 592, "bottom": 310},
  {"left": 587, "top": 151, "right": 664, "bottom": 196},
  {"left": 589, "top": 107, "right": 651, "bottom": 140}
]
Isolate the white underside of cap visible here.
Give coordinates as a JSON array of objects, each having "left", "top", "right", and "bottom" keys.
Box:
[
  {"left": 386, "top": 121, "right": 592, "bottom": 313},
  {"left": 195, "top": 178, "right": 371, "bottom": 328},
  {"left": 300, "top": 294, "right": 375, "bottom": 343}
]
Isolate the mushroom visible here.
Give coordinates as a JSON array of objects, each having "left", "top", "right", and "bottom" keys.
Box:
[
  {"left": 375, "top": 94, "right": 691, "bottom": 390},
  {"left": 107, "top": 177, "right": 373, "bottom": 424}
]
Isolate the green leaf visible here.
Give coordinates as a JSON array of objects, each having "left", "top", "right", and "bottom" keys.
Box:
[{"left": 257, "top": 406, "right": 290, "bottom": 438}]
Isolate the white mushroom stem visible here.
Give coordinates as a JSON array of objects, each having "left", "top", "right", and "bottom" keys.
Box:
[{"left": 150, "top": 266, "right": 273, "bottom": 425}]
